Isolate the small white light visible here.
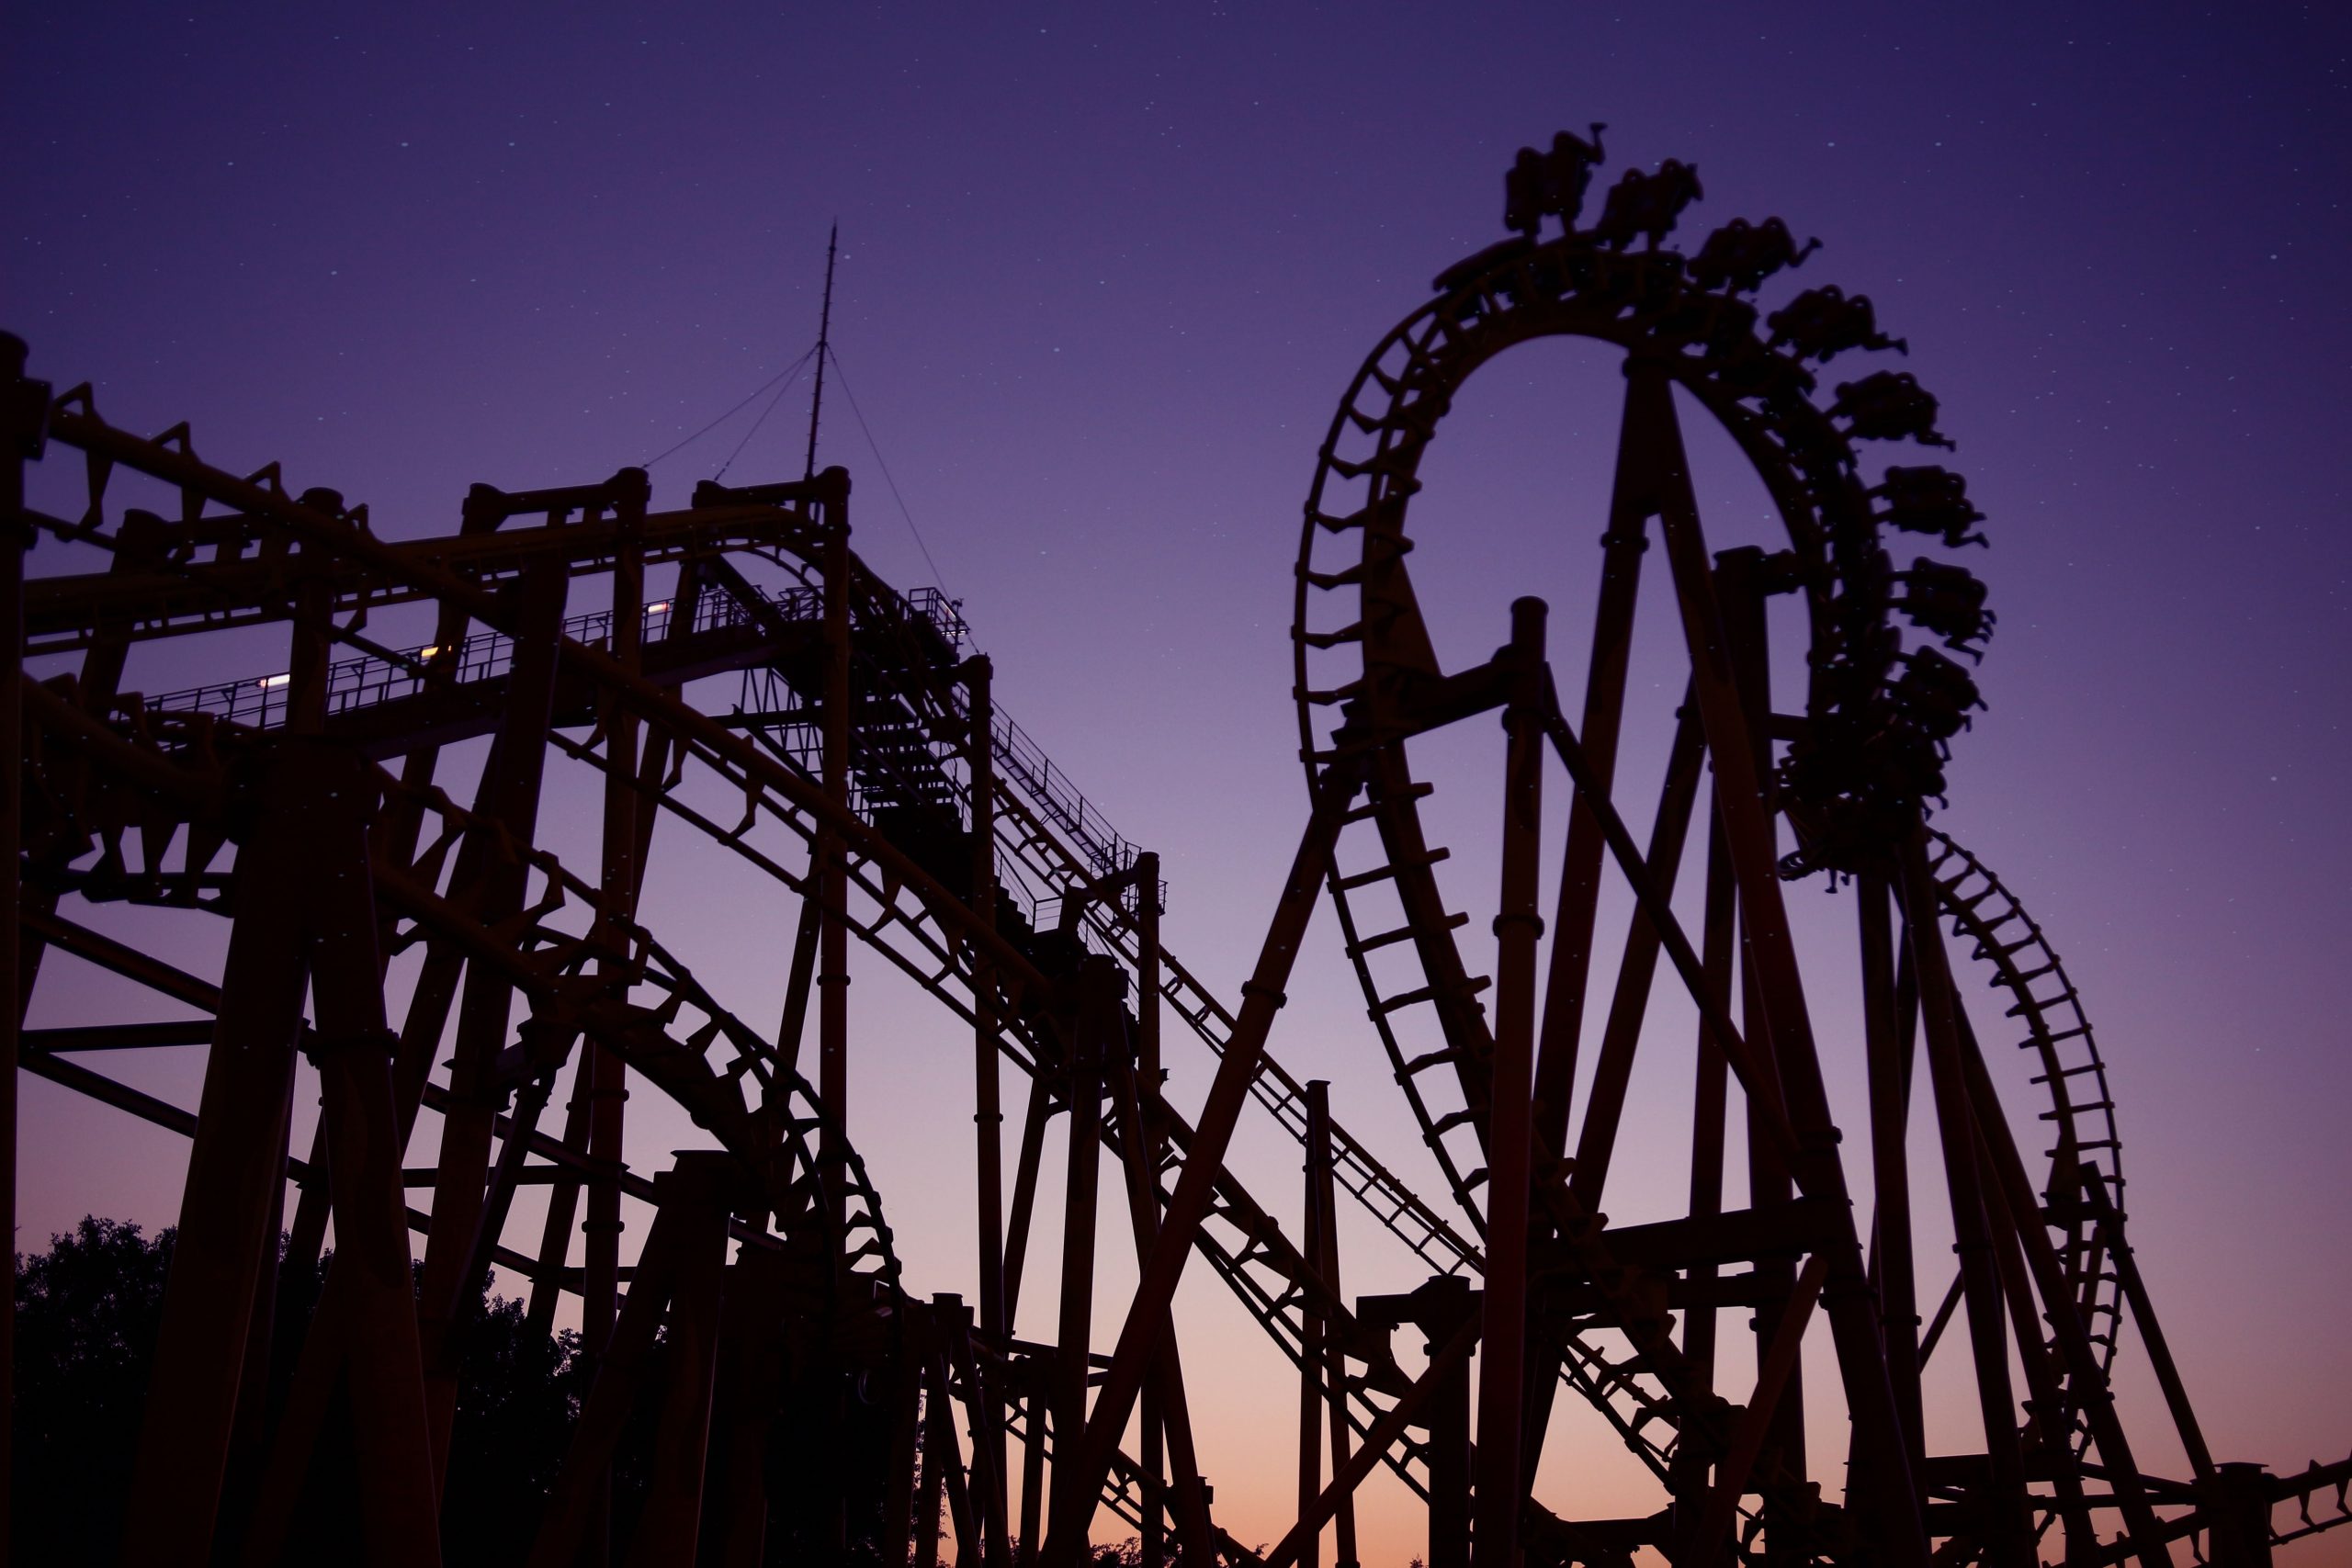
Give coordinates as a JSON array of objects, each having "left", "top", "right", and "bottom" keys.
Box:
[
  {"left": 418, "top": 645, "right": 441, "bottom": 660},
  {"left": 257, "top": 673, "right": 290, "bottom": 689},
  {"left": 648, "top": 601, "right": 672, "bottom": 614}
]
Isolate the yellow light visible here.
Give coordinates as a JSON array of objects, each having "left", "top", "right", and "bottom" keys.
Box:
[{"left": 419, "top": 645, "right": 441, "bottom": 660}]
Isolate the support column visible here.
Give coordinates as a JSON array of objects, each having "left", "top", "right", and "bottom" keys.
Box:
[
  {"left": 1671, "top": 812, "right": 1736, "bottom": 1515},
  {"left": 1134, "top": 850, "right": 1166, "bottom": 1568},
  {"left": 579, "top": 580, "right": 635, "bottom": 1568},
  {"left": 1717, "top": 551, "right": 1807, "bottom": 1554},
  {"left": 885, "top": 1300, "right": 926, "bottom": 1568},
  {"left": 1525, "top": 704, "right": 1704, "bottom": 1488},
  {"left": 1859, "top": 873, "right": 1924, "bottom": 1468},
  {"left": 913, "top": 1314, "right": 944, "bottom": 1568},
  {"left": 1474, "top": 598, "right": 1546, "bottom": 1568},
  {"left": 1047, "top": 960, "right": 1113, "bottom": 1551},
  {"left": 818, "top": 508, "right": 853, "bottom": 1234},
  {"left": 1559, "top": 705, "right": 1704, "bottom": 1214},
  {"left": 775, "top": 898, "right": 821, "bottom": 1076},
  {"left": 526, "top": 1156, "right": 736, "bottom": 1568},
  {"left": 1530, "top": 370, "right": 1658, "bottom": 1163},
  {"left": 1104, "top": 1009, "right": 1216, "bottom": 1568},
  {"left": 707, "top": 1248, "right": 793, "bottom": 1568},
  {"left": 416, "top": 558, "right": 569, "bottom": 1476},
  {"left": 1945, "top": 998, "right": 2171, "bottom": 1568},
  {"left": 1896, "top": 856, "right": 2030, "bottom": 1568},
  {"left": 2200, "top": 1464, "right": 2276, "bottom": 1568},
  {"left": 1019, "top": 1363, "right": 1048, "bottom": 1568},
  {"left": 1298, "top": 1086, "right": 1328, "bottom": 1568},
  {"left": 1042, "top": 757, "right": 1366, "bottom": 1568},
  {"left": 580, "top": 1038, "right": 629, "bottom": 1358},
  {"left": 300, "top": 750, "right": 441, "bottom": 1564},
  {"left": 217, "top": 579, "right": 328, "bottom": 1537},
  {"left": 2086, "top": 1172, "right": 2215, "bottom": 1482},
  {"left": 946, "top": 1297, "right": 1011, "bottom": 1568},
  {"left": 524, "top": 1050, "right": 597, "bottom": 1338},
  {"left": 1001, "top": 1077, "right": 1056, "bottom": 1329},
  {"left": 968, "top": 654, "right": 1012, "bottom": 1568},
  {"left": 1423, "top": 1277, "right": 1476, "bottom": 1568},
  {"left": 1637, "top": 364, "right": 1927, "bottom": 1566},
  {"left": 574, "top": 480, "right": 655, "bottom": 1540},
  {"left": 927, "top": 1293, "right": 982, "bottom": 1562},
  {"left": 1315, "top": 1094, "right": 1360, "bottom": 1568},
  {"left": 0, "top": 331, "right": 48, "bottom": 1551},
  {"left": 122, "top": 750, "right": 320, "bottom": 1562},
  {"left": 623, "top": 1154, "right": 738, "bottom": 1568}
]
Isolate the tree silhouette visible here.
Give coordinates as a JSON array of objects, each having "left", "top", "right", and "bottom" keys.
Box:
[
  {"left": 11, "top": 1216, "right": 597, "bottom": 1564},
  {"left": 14, "top": 1216, "right": 181, "bottom": 1564},
  {"left": 13, "top": 1218, "right": 973, "bottom": 1563}
]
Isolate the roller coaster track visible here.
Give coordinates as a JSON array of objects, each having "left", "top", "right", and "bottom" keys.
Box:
[
  {"left": 9, "top": 129, "right": 2342, "bottom": 1551},
  {"left": 111, "top": 490, "right": 1706, "bottom": 1519},
  {"left": 1920, "top": 829, "right": 2128, "bottom": 1443},
  {"left": 22, "top": 678, "right": 904, "bottom": 1304},
  {"left": 20, "top": 389, "right": 2158, "bottom": 1553}
]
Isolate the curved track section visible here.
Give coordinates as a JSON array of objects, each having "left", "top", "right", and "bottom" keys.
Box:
[
  {"left": 25, "top": 689, "right": 906, "bottom": 1302},
  {"left": 1923, "top": 828, "right": 2127, "bottom": 1419}
]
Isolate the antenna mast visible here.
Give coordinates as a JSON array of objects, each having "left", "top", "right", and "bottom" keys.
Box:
[{"left": 803, "top": 222, "right": 839, "bottom": 481}]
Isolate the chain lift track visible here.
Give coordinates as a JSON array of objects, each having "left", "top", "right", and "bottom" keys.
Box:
[{"left": 4, "top": 129, "right": 2347, "bottom": 1568}]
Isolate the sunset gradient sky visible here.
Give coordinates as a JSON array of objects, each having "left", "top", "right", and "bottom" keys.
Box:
[{"left": 6, "top": 4, "right": 2350, "bottom": 1561}]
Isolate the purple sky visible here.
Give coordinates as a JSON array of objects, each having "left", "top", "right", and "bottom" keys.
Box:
[{"left": 7, "top": 4, "right": 2350, "bottom": 1558}]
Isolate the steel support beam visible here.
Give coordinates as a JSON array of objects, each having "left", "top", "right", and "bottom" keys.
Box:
[
  {"left": 1047, "top": 960, "right": 1114, "bottom": 1548},
  {"left": 1042, "top": 756, "right": 1365, "bottom": 1568},
  {"left": 1635, "top": 362, "right": 1928, "bottom": 1566},
  {"left": 1472, "top": 598, "right": 1546, "bottom": 1568},
  {"left": 968, "top": 655, "right": 1013, "bottom": 1568},
  {"left": 1530, "top": 367, "right": 1657, "bottom": 1165},
  {"left": 121, "top": 749, "right": 324, "bottom": 1562},
  {"left": 0, "top": 331, "right": 42, "bottom": 1554}
]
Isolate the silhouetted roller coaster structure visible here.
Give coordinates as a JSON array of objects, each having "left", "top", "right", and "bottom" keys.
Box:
[{"left": 3, "top": 133, "right": 2346, "bottom": 1567}]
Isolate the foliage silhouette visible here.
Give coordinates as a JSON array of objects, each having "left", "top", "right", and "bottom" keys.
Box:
[
  {"left": 14, "top": 1217, "right": 183, "bottom": 1564},
  {"left": 11, "top": 1216, "right": 608, "bottom": 1564},
  {"left": 11, "top": 1217, "right": 927, "bottom": 1565}
]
